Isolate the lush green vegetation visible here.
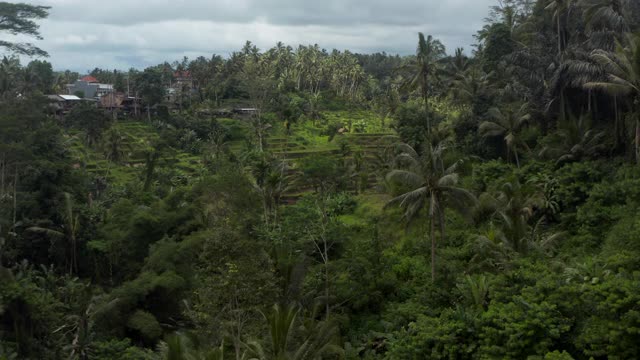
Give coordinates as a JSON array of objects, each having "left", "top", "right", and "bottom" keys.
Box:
[{"left": 2, "top": 0, "right": 640, "bottom": 359}]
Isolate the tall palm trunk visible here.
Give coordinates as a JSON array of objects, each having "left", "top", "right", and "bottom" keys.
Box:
[
  {"left": 429, "top": 197, "right": 437, "bottom": 282},
  {"left": 423, "top": 72, "right": 430, "bottom": 134},
  {"left": 557, "top": 14, "right": 563, "bottom": 59},
  {"left": 439, "top": 207, "right": 446, "bottom": 247},
  {"left": 633, "top": 99, "right": 640, "bottom": 164}
]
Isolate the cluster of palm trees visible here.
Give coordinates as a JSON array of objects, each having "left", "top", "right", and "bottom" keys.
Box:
[
  {"left": 395, "top": 0, "right": 640, "bottom": 169},
  {"left": 384, "top": 0, "right": 639, "bottom": 282},
  {"left": 384, "top": 138, "right": 563, "bottom": 280},
  {"left": 166, "top": 42, "right": 371, "bottom": 108}
]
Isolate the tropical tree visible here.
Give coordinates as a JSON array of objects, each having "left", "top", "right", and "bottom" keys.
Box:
[
  {"left": 0, "top": 2, "right": 50, "bottom": 57},
  {"left": 27, "top": 193, "right": 81, "bottom": 274},
  {"left": 156, "top": 332, "right": 224, "bottom": 360},
  {"left": 102, "top": 127, "right": 129, "bottom": 164},
  {"left": 545, "top": 0, "right": 575, "bottom": 58},
  {"left": 585, "top": 34, "right": 640, "bottom": 162},
  {"left": 241, "top": 54, "right": 276, "bottom": 152},
  {"left": 386, "top": 142, "right": 475, "bottom": 281},
  {"left": 66, "top": 104, "right": 113, "bottom": 148},
  {"left": 450, "top": 69, "right": 495, "bottom": 115},
  {"left": 478, "top": 180, "right": 546, "bottom": 255},
  {"left": 0, "top": 56, "right": 22, "bottom": 99},
  {"left": 479, "top": 104, "right": 531, "bottom": 167},
  {"left": 539, "top": 112, "right": 607, "bottom": 164},
  {"left": 581, "top": 0, "right": 630, "bottom": 49},
  {"left": 246, "top": 152, "right": 289, "bottom": 229},
  {"left": 243, "top": 303, "right": 343, "bottom": 360},
  {"left": 135, "top": 67, "right": 164, "bottom": 121},
  {"left": 402, "top": 33, "right": 446, "bottom": 133}
]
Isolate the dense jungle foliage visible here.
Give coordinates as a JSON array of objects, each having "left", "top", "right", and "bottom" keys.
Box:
[{"left": 2, "top": 0, "right": 640, "bottom": 359}]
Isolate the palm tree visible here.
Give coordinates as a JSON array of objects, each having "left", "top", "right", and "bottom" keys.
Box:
[
  {"left": 581, "top": 0, "right": 629, "bottom": 33},
  {"left": 0, "top": 56, "right": 21, "bottom": 99},
  {"left": 450, "top": 69, "right": 494, "bottom": 112},
  {"left": 585, "top": 34, "right": 640, "bottom": 162},
  {"left": 581, "top": 0, "right": 629, "bottom": 49},
  {"left": 27, "top": 192, "right": 80, "bottom": 275},
  {"left": 457, "top": 275, "right": 490, "bottom": 310},
  {"left": 402, "top": 33, "right": 446, "bottom": 134},
  {"left": 156, "top": 332, "right": 224, "bottom": 360},
  {"left": 545, "top": 0, "right": 575, "bottom": 58},
  {"left": 243, "top": 303, "right": 343, "bottom": 360},
  {"left": 479, "top": 104, "right": 531, "bottom": 168},
  {"left": 385, "top": 143, "right": 475, "bottom": 281},
  {"left": 450, "top": 47, "right": 471, "bottom": 74},
  {"left": 102, "top": 127, "right": 128, "bottom": 164},
  {"left": 539, "top": 112, "right": 607, "bottom": 164},
  {"left": 479, "top": 180, "right": 547, "bottom": 255},
  {"left": 246, "top": 152, "right": 290, "bottom": 229}
]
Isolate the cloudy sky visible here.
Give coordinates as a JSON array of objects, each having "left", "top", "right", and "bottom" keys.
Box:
[{"left": 8, "top": 0, "right": 495, "bottom": 71}]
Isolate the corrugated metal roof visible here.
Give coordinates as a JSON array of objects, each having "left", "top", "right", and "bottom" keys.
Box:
[{"left": 59, "top": 95, "right": 82, "bottom": 101}]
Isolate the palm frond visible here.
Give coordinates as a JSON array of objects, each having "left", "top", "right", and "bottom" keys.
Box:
[{"left": 385, "top": 170, "right": 423, "bottom": 189}]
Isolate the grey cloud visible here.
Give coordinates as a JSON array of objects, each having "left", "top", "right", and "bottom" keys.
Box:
[
  {"left": 15, "top": 0, "right": 495, "bottom": 70},
  {"left": 33, "top": 0, "right": 493, "bottom": 27}
]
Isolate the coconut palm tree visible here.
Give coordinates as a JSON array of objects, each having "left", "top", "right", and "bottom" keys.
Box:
[
  {"left": 402, "top": 33, "right": 446, "bottom": 134},
  {"left": 585, "top": 34, "right": 640, "bottom": 162},
  {"left": 580, "top": 0, "right": 630, "bottom": 51},
  {"left": 545, "top": 0, "right": 575, "bottom": 58},
  {"left": 479, "top": 104, "right": 531, "bottom": 168},
  {"left": 581, "top": 0, "right": 629, "bottom": 40},
  {"left": 385, "top": 142, "right": 475, "bottom": 281},
  {"left": 450, "top": 69, "right": 494, "bottom": 111},
  {"left": 27, "top": 192, "right": 80, "bottom": 275}
]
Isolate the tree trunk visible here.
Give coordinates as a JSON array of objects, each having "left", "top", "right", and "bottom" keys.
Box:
[
  {"left": 71, "top": 234, "right": 77, "bottom": 275},
  {"left": 324, "top": 249, "right": 330, "bottom": 318},
  {"left": 423, "top": 72, "right": 430, "bottom": 135},
  {"left": 262, "top": 192, "right": 270, "bottom": 227},
  {"left": 614, "top": 96, "right": 620, "bottom": 151},
  {"left": 439, "top": 207, "right": 446, "bottom": 247},
  {"left": 12, "top": 168, "right": 17, "bottom": 227},
  {"left": 429, "top": 205, "right": 436, "bottom": 282},
  {"left": 1, "top": 153, "right": 5, "bottom": 198},
  {"left": 557, "top": 14, "right": 563, "bottom": 59},
  {"left": 635, "top": 113, "right": 640, "bottom": 164}
]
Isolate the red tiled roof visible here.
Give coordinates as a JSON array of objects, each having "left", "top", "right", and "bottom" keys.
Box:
[
  {"left": 174, "top": 71, "right": 191, "bottom": 78},
  {"left": 80, "top": 75, "right": 99, "bottom": 83}
]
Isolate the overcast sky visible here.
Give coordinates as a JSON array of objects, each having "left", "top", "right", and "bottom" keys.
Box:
[{"left": 7, "top": 0, "right": 496, "bottom": 72}]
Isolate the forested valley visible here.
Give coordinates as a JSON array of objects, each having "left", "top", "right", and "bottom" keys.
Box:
[{"left": 2, "top": 0, "right": 640, "bottom": 359}]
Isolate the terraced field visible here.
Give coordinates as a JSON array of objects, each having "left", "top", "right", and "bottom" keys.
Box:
[
  {"left": 65, "top": 110, "right": 396, "bottom": 201},
  {"left": 66, "top": 120, "right": 203, "bottom": 184}
]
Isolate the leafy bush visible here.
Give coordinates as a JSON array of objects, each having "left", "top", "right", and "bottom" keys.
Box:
[{"left": 127, "top": 310, "right": 162, "bottom": 342}]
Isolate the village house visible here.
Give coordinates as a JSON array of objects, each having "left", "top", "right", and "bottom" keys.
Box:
[
  {"left": 67, "top": 75, "right": 114, "bottom": 99},
  {"left": 99, "top": 92, "right": 141, "bottom": 116},
  {"left": 46, "top": 94, "right": 85, "bottom": 117},
  {"left": 166, "top": 71, "right": 197, "bottom": 108}
]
